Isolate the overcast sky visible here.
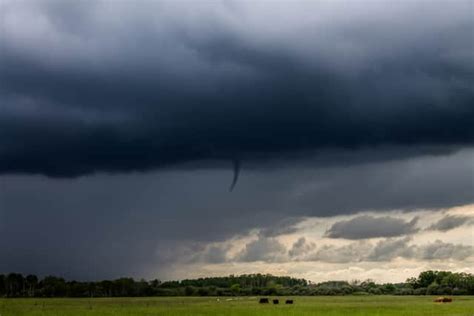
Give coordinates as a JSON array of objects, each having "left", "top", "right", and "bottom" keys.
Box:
[{"left": 0, "top": 0, "right": 473, "bottom": 282}]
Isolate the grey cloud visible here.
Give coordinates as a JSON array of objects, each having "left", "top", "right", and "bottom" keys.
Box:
[
  {"left": 314, "top": 239, "right": 474, "bottom": 263},
  {"left": 236, "top": 236, "right": 287, "bottom": 263},
  {"left": 417, "top": 240, "right": 473, "bottom": 261},
  {"left": 260, "top": 217, "right": 303, "bottom": 237},
  {"left": 203, "top": 245, "right": 231, "bottom": 264},
  {"left": 288, "top": 237, "right": 316, "bottom": 258},
  {"left": 367, "top": 237, "right": 415, "bottom": 261},
  {"left": 325, "top": 215, "right": 419, "bottom": 239},
  {"left": 185, "top": 243, "right": 232, "bottom": 264},
  {"left": 427, "top": 215, "right": 474, "bottom": 231},
  {"left": 154, "top": 241, "right": 232, "bottom": 265},
  {"left": 296, "top": 149, "right": 474, "bottom": 216},
  {"left": 310, "top": 242, "right": 373, "bottom": 263}
]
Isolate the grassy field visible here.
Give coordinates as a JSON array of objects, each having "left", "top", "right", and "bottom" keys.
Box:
[{"left": 1, "top": 296, "right": 473, "bottom": 316}]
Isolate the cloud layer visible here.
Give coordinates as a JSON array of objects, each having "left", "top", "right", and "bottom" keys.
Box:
[
  {"left": 178, "top": 231, "right": 474, "bottom": 265},
  {"left": 1, "top": 150, "right": 473, "bottom": 280},
  {"left": 1, "top": 0, "right": 473, "bottom": 283}
]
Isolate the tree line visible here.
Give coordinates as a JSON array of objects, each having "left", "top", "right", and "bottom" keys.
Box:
[{"left": 0, "top": 271, "right": 473, "bottom": 298}]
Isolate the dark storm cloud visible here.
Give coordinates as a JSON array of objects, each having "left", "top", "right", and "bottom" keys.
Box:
[
  {"left": 325, "top": 215, "right": 419, "bottom": 239},
  {"left": 427, "top": 215, "right": 474, "bottom": 231},
  {"left": 296, "top": 149, "right": 474, "bottom": 216},
  {"left": 0, "top": 0, "right": 473, "bottom": 177},
  {"left": 1, "top": 0, "right": 474, "bottom": 280}
]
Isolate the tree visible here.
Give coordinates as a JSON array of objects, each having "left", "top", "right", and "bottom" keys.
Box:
[
  {"left": 41, "top": 276, "right": 66, "bottom": 297},
  {"left": 184, "top": 286, "right": 195, "bottom": 296},
  {"left": 0, "top": 270, "right": 471, "bottom": 298},
  {"left": 25, "top": 275, "right": 38, "bottom": 297},
  {"left": 426, "top": 282, "right": 440, "bottom": 295},
  {"left": 230, "top": 283, "right": 241, "bottom": 295},
  {"left": 6, "top": 273, "right": 24, "bottom": 297},
  {"left": 0, "top": 275, "right": 6, "bottom": 297},
  {"left": 416, "top": 271, "right": 438, "bottom": 288}
]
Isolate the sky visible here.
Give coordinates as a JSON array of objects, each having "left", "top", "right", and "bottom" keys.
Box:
[{"left": 0, "top": 0, "right": 473, "bottom": 283}]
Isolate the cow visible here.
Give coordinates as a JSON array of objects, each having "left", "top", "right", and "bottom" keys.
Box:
[
  {"left": 285, "top": 299, "right": 294, "bottom": 304},
  {"left": 273, "top": 299, "right": 279, "bottom": 304},
  {"left": 259, "top": 298, "right": 269, "bottom": 304},
  {"left": 434, "top": 297, "right": 452, "bottom": 303}
]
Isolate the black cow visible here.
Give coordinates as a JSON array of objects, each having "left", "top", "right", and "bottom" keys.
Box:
[
  {"left": 273, "top": 299, "right": 279, "bottom": 304},
  {"left": 259, "top": 298, "right": 269, "bottom": 304},
  {"left": 285, "top": 299, "right": 294, "bottom": 304}
]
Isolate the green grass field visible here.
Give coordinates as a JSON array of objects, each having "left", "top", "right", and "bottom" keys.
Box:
[{"left": 1, "top": 296, "right": 473, "bottom": 316}]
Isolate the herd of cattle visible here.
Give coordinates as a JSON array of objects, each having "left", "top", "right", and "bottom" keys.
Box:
[
  {"left": 259, "top": 298, "right": 293, "bottom": 304},
  {"left": 258, "top": 297, "right": 453, "bottom": 304}
]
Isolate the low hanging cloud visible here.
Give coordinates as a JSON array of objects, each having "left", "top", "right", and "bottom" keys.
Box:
[
  {"left": 427, "top": 215, "right": 474, "bottom": 231},
  {"left": 324, "top": 215, "right": 419, "bottom": 240}
]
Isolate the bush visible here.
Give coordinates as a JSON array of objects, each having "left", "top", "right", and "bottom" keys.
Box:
[
  {"left": 184, "top": 286, "right": 195, "bottom": 296},
  {"left": 452, "top": 288, "right": 468, "bottom": 295},
  {"left": 368, "top": 288, "right": 382, "bottom": 295},
  {"left": 426, "top": 284, "right": 440, "bottom": 295},
  {"left": 395, "top": 288, "right": 413, "bottom": 295},
  {"left": 197, "top": 288, "right": 209, "bottom": 296},
  {"left": 413, "top": 288, "right": 427, "bottom": 295}
]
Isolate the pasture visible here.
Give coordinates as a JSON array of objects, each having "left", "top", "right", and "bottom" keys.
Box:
[{"left": 1, "top": 296, "right": 474, "bottom": 316}]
